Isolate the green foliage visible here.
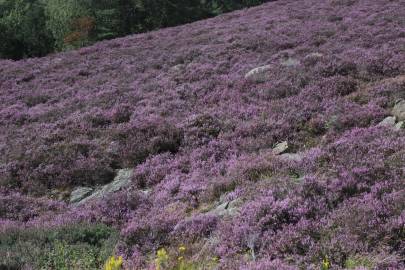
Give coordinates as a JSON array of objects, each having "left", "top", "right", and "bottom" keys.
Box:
[
  {"left": 0, "top": 0, "right": 267, "bottom": 59},
  {"left": 44, "top": 0, "right": 90, "bottom": 50},
  {"left": 210, "top": 0, "right": 266, "bottom": 14},
  {"left": 345, "top": 256, "right": 374, "bottom": 269},
  {"left": 131, "top": 0, "right": 211, "bottom": 32},
  {"left": 0, "top": 0, "right": 54, "bottom": 59},
  {"left": 93, "top": 8, "right": 120, "bottom": 40},
  {"left": 104, "top": 255, "right": 123, "bottom": 270},
  {"left": 0, "top": 223, "right": 119, "bottom": 270}
]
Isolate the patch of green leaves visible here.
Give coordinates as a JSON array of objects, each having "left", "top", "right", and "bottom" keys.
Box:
[{"left": 0, "top": 223, "right": 118, "bottom": 270}]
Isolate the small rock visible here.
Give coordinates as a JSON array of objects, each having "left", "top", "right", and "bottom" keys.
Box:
[
  {"left": 392, "top": 100, "right": 405, "bottom": 121},
  {"left": 273, "top": 141, "right": 289, "bottom": 155},
  {"left": 106, "top": 141, "right": 120, "bottom": 154},
  {"left": 303, "top": 53, "right": 324, "bottom": 65},
  {"left": 170, "top": 64, "right": 186, "bottom": 74},
  {"left": 140, "top": 188, "right": 152, "bottom": 196},
  {"left": 70, "top": 187, "right": 93, "bottom": 204},
  {"left": 378, "top": 116, "right": 396, "bottom": 127},
  {"left": 280, "top": 58, "right": 300, "bottom": 67},
  {"left": 395, "top": 121, "right": 404, "bottom": 130},
  {"left": 209, "top": 199, "right": 241, "bottom": 217},
  {"left": 245, "top": 65, "right": 272, "bottom": 83},
  {"left": 279, "top": 153, "right": 303, "bottom": 162},
  {"left": 305, "top": 52, "right": 324, "bottom": 59}
]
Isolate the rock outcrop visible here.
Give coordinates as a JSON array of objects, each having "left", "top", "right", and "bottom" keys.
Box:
[
  {"left": 71, "top": 168, "right": 133, "bottom": 206},
  {"left": 378, "top": 116, "right": 397, "bottom": 127},
  {"left": 392, "top": 100, "right": 405, "bottom": 121},
  {"left": 272, "top": 141, "right": 289, "bottom": 155},
  {"left": 69, "top": 187, "right": 93, "bottom": 204},
  {"left": 245, "top": 65, "right": 272, "bottom": 83}
]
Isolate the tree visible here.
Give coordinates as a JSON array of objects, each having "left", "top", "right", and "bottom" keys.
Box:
[
  {"left": 45, "top": 0, "right": 125, "bottom": 49},
  {"left": 0, "top": 0, "right": 53, "bottom": 59},
  {"left": 131, "top": 0, "right": 210, "bottom": 32},
  {"left": 45, "top": 0, "right": 90, "bottom": 50},
  {"left": 87, "top": 0, "right": 123, "bottom": 40}
]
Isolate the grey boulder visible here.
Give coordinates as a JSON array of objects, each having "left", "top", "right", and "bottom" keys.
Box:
[
  {"left": 273, "top": 141, "right": 289, "bottom": 155},
  {"left": 395, "top": 121, "right": 404, "bottom": 130},
  {"left": 69, "top": 187, "right": 93, "bottom": 204},
  {"left": 280, "top": 58, "right": 300, "bottom": 67},
  {"left": 208, "top": 198, "right": 241, "bottom": 218},
  {"left": 279, "top": 153, "right": 304, "bottom": 162},
  {"left": 245, "top": 65, "right": 272, "bottom": 83},
  {"left": 378, "top": 116, "right": 397, "bottom": 127},
  {"left": 72, "top": 168, "right": 134, "bottom": 206},
  {"left": 392, "top": 100, "right": 405, "bottom": 121}
]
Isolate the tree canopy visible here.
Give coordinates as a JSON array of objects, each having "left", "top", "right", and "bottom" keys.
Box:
[{"left": 0, "top": 0, "right": 268, "bottom": 60}]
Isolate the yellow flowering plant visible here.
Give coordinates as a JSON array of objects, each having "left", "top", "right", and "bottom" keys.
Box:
[
  {"left": 104, "top": 255, "right": 123, "bottom": 270},
  {"left": 155, "top": 248, "right": 169, "bottom": 270},
  {"left": 153, "top": 245, "right": 218, "bottom": 270},
  {"left": 177, "top": 245, "right": 187, "bottom": 270},
  {"left": 321, "top": 256, "right": 330, "bottom": 270},
  {"left": 178, "top": 245, "right": 186, "bottom": 253}
]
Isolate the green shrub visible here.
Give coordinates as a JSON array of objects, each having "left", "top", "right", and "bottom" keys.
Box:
[
  {"left": 345, "top": 256, "right": 374, "bottom": 269},
  {"left": 0, "top": 223, "right": 119, "bottom": 270}
]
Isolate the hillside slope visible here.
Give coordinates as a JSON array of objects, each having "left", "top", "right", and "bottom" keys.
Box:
[{"left": 1, "top": 0, "right": 405, "bottom": 269}]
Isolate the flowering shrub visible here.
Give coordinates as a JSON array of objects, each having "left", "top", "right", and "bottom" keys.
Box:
[
  {"left": 171, "top": 213, "right": 218, "bottom": 242},
  {"left": 0, "top": 0, "right": 404, "bottom": 268}
]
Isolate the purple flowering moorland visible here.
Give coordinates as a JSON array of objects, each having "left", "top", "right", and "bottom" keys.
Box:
[{"left": 0, "top": 0, "right": 404, "bottom": 269}]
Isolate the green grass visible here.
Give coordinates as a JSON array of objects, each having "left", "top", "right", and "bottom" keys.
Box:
[{"left": 0, "top": 223, "right": 118, "bottom": 270}]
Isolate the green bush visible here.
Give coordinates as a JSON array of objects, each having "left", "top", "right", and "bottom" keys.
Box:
[{"left": 0, "top": 223, "right": 119, "bottom": 270}]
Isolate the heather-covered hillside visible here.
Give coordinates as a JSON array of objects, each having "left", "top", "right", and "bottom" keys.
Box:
[{"left": 1, "top": 0, "right": 405, "bottom": 269}]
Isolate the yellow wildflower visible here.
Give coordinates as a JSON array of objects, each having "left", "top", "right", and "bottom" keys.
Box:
[
  {"left": 178, "top": 245, "right": 186, "bottom": 253},
  {"left": 157, "top": 248, "right": 169, "bottom": 260},
  {"left": 104, "top": 256, "right": 123, "bottom": 270},
  {"left": 322, "top": 256, "right": 330, "bottom": 270},
  {"left": 155, "top": 248, "right": 169, "bottom": 270}
]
